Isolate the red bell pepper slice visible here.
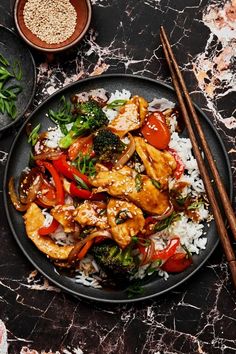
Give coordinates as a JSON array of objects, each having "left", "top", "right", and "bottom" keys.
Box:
[
  {"left": 68, "top": 135, "right": 94, "bottom": 161},
  {"left": 77, "top": 239, "right": 94, "bottom": 260},
  {"left": 53, "top": 155, "right": 90, "bottom": 186},
  {"left": 69, "top": 182, "right": 106, "bottom": 201},
  {"left": 139, "top": 237, "right": 180, "bottom": 262},
  {"left": 70, "top": 183, "right": 92, "bottom": 199},
  {"left": 152, "top": 237, "right": 180, "bottom": 261},
  {"left": 167, "top": 148, "right": 185, "bottom": 179},
  {"left": 38, "top": 219, "right": 59, "bottom": 236},
  {"left": 161, "top": 252, "right": 193, "bottom": 273},
  {"left": 37, "top": 161, "right": 64, "bottom": 205}
]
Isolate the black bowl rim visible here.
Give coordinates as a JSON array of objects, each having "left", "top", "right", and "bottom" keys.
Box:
[
  {"left": 3, "top": 73, "right": 233, "bottom": 303},
  {"left": 0, "top": 25, "right": 36, "bottom": 133},
  {"left": 14, "top": 0, "right": 92, "bottom": 53}
]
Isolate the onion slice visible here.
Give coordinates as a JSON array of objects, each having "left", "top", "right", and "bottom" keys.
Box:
[
  {"left": 8, "top": 177, "right": 30, "bottom": 212},
  {"left": 141, "top": 239, "right": 155, "bottom": 265},
  {"left": 34, "top": 150, "right": 63, "bottom": 161},
  {"left": 114, "top": 133, "right": 135, "bottom": 169},
  {"left": 68, "top": 229, "right": 112, "bottom": 264},
  {"left": 20, "top": 174, "right": 43, "bottom": 204},
  {"left": 153, "top": 203, "right": 174, "bottom": 221}
]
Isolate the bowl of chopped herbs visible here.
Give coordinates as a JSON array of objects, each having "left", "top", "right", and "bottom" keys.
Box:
[{"left": 0, "top": 26, "right": 36, "bottom": 132}]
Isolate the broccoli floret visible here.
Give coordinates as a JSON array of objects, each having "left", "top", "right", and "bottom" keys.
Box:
[
  {"left": 93, "top": 129, "right": 125, "bottom": 162},
  {"left": 59, "top": 100, "right": 108, "bottom": 149},
  {"left": 92, "top": 241, "right": 138, "bottom": 281}
]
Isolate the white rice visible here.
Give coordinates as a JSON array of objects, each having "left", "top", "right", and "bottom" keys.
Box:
[
  {"left": 45, "top": 126, "right": 64, "bottom": 148},
  {"left": 169, "top": 132, "right": 205, "bottom": 196},
  {"left": 50, "top": 225, "right": 76, "bottom": 246},
  {"left": 42, "top": 209, "right": 53, "bottom": 227},
  {"left": 107, "top": 89, "right": 131, "bottom": 103},
  {"left": 103, "top": 89, "right": 131, "bottom": 122},
  {"left": 75, "top": 272, "right": 102, "bottom": 288}
]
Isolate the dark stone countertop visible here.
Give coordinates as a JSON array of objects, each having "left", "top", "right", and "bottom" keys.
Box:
[{"left": 0, "top": 1, "right": 235, "bottom": 353}]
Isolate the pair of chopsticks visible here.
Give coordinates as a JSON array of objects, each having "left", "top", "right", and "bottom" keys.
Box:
[{"left": 160, "top": 26, "right": 236, "bottom": 288}]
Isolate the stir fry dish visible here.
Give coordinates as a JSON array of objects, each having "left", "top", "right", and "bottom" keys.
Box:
[{"left": 8, "top": 88, "right": 210, "bottom": 288}]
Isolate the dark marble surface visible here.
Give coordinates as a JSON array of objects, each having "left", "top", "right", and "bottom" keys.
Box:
[{"left": 0, "top": 0, "right": 236, "bottom": 353}]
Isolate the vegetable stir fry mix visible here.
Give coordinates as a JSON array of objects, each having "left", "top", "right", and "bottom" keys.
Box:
[{"left": 9, "top": 88, "right": 210, "bottom": 289}]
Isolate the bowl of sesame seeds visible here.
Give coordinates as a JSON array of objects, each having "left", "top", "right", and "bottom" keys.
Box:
[{"left": 14, "top": 0, "right": 92, "bottom": 52}]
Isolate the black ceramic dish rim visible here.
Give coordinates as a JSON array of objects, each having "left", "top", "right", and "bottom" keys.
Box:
[
  {"left": 13, "top": 0, "right": 92, "bottom": 53},
  {"left": 0, "top": 25, "right": 36, "bottom": 133},
  {"left": 3, "top": 74, "right": 233, "bottom": 303}
]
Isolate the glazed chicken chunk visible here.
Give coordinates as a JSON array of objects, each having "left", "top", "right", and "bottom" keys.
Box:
[
  {"left": 91, "top": 166, "right": 171, "bottom": 215},
  {"left": 134, "top": 137, "right": 176, "bottom": 189},
  {"left": 108, "top": 96, "right": 148, "bottom": 137},
  {"left": 74, "top": 201, "right": 109, "bottom": 229},
  {"left": 24, "top": 203, "right": 73, "bottom": 260},
  {"left": 107, "top": 198, "right": 145, "bottom": 249},
  {"left": 51, "top": 204, "right": 76, "bottom": 233}
]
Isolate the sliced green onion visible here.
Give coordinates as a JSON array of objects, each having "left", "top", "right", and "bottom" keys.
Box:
[
  {"left": 106, "top": 99, "right": 127, "bottom": 109},
  {"left": 73, "top": 174, "right": 89, "bottom": 190},
  {"left": 28, "top": 123, "right": 41, "bottom": 146},
  {"left": 12, "top": 60, "right": 22, "bottom": 81},
  {"left": 0, "top": 54, "right": 9, "bottom": 67},
  {"left": 187, "top": 200, "right": 204, "bottom": 210},
  {"left": 135, "top": 173, "right": 143, "bottom": 192},
  {"left": 154, "top": 212, "right": 180, "bottom": 232},
  {"left": 151, "top": 179, "right": 161, "bottom": 190}
]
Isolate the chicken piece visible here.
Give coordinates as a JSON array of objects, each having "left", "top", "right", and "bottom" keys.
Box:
[
  {"left": 134, "top": 137, "right": 176, "bottom": 189},
  {"left": 107, "top": 199, "right": 145, "bottom": 249},
  {"left": 51, "top": 204, "right": 76, "bottom": 233},
  {"left": 74, "top": 201, "right": 109, "bottom": 229},
  {"left": 23, "top": 203, "right": 73, "bottom": 260},
  {"left": 108, "top": 96, "right": 148, "bottom": 137},
  {"left": 90, "top": 166, "right": 170, "bottom": 215}
]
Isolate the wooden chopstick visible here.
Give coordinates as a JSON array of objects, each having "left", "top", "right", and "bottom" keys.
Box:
[
  {"left": 160, "top": 26, "right": 236, "bottom": 288},
  {"left": 160, "top": 26, "right": 236, "bottom": 242}
]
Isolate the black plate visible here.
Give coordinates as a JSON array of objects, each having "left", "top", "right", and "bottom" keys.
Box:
[
  {"left": 0, "top": 26, "right": 36, "bottom": 132},
  {"left": 3, "top": 74, "right": 233, "bottom": 303}
]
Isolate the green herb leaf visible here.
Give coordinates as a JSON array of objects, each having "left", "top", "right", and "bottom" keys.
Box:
[
  {"left": 151, "top": 179, "right": 161, "bottom": 190},
  {"left": 176, "top": 195, "right": 189, "bottom": 206},
  {"left": 127, "top": 282, "right": 144, "bottom": 298},
  {"left": 98, "top": 208, "right": 106, "bottom": 216},
  {"left": 147, "top": 259, "right": 162, "bottom": 275},
  {"left": 115, "top": 209, "right": 132, "bottom": 225},
  {"left": 106, "top": 99, "right": 127, "bottom": 109},
  {"left": 28, "top": 123, "right": 41, "bottom": 146},
  {"left": 135, "top": 173, "right": 143, "bottom": 192}
]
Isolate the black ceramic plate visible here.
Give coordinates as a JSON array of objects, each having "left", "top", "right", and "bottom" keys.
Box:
[
  {"left": 3, "top": 74, "right": 233, "bottom": 303},
  {"left": 0, "top": 26, "right": 36, "bottom": 132}
]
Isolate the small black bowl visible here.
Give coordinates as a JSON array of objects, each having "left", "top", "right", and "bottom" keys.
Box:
[{"left": 0, "top": 26, "right": 36, "bottom": 133}]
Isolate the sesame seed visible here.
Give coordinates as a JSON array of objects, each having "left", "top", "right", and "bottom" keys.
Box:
[{"left": 23, "top": 0, "right": 77, "bottom": 44}]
